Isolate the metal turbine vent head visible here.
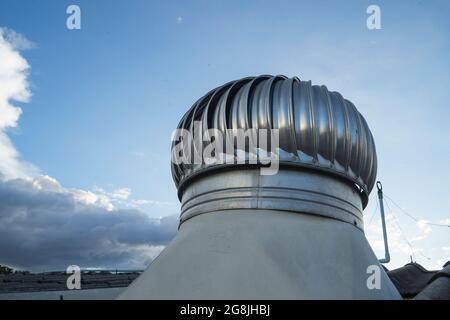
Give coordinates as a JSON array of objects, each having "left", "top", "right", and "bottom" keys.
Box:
[{"left": 171, "top": 75, "right": 377, "bottom": 207}]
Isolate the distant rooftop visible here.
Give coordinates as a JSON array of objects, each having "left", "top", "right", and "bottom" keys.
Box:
[
  {"left": 0, "top": 271, "right": 140, "bottom": 294},
  {"left": 387, "top": 261, "right": 450, "bottom": 300}
]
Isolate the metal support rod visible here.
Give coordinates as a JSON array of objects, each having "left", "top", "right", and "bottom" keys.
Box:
[{"left": 377, "top": 181, "right": 391, "bottom": 263}]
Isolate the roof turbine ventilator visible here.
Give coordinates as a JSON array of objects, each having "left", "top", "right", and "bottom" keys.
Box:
[{"left": 119, "top": 75, "right": 401, "bottom": 299}]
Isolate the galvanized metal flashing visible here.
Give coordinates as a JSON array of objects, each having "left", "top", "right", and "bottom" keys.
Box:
[{"left": 180, "top": 168, "right": 364, "bottom": 230}]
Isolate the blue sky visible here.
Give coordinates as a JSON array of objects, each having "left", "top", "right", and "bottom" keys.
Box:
[{"left": 0, "top": 0, "right": 449, "bottom": 270}]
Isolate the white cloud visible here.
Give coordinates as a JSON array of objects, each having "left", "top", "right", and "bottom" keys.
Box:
[
  {"left": 92, "top": 185, "right": 176, "bottom": 209},
  {"left": 439, "top": 218, "right": 450, "bottom": 225},
  {"left": 0, "top": 27, "right": 39, "bottom": 180},
  {"left": 0, "top": 27, "right": 35, "bottom": 50},
  {"left": 32, "top": 175, "right": 61, "bottom": 191},
  {"left": 132, "top": 199, "right": 174, "bottom": 207},
  {"left": 30, "top": 175, "right": 114, "bottom": 211},
  {"left": 111, "top": 187, "right": 131, "bottom": 200},
  {"left": 409, "top": 219, "right": 432, "bottom": 242}
]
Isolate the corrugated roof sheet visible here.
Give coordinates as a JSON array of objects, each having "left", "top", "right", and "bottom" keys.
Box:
[{"left": 387, "top": 261, "right": 450, "bottom": 299}]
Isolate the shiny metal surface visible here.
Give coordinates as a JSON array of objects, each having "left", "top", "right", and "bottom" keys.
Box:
[
  {"left": 171, "top": 75, "right": 377, "bottom": 206},
  {"left": 180, "top": 168, "right": 364, "bottom": 230},
  {"left": 377, "top": 181, "right": 391, "bottom": 263}
]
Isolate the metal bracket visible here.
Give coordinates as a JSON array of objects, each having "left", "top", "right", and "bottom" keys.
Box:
[{"left": 377, "top": 181, "right": 391, "bottom": 264}]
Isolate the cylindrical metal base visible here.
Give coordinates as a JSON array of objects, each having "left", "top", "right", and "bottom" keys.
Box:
[{"left": 181, "top": 168, "right": 364, "bottom": 230}]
